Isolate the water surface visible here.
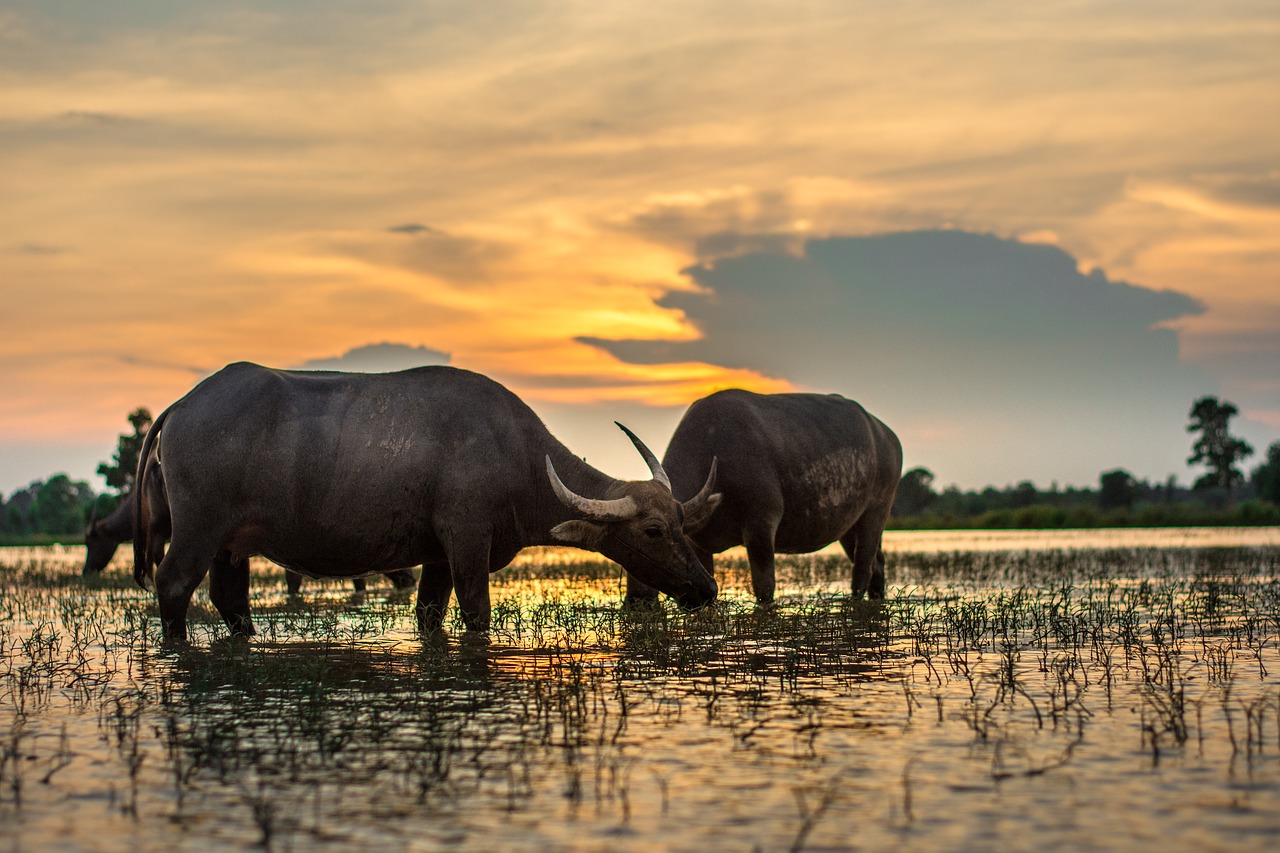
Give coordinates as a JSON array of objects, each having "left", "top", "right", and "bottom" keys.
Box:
[{"left": 3, "top": 530, "right": 1279, "bottom": 851}]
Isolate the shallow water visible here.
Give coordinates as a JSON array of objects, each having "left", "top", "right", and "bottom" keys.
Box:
[{"left": 3, "top": 531, "right": 1280, "bottom": 851}]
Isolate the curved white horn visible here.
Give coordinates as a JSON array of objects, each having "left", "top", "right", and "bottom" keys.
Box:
[
  {"left": 546, "top": 456, "right": 638, "bottom": 522},
  {"left": 615, "top": 422, "right": 671, "bottom": 491}
]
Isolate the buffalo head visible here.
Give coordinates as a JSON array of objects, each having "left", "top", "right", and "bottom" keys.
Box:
[
  {"left": 82, "top": 517, "right": 120, "bottom": 576},
  {"left": 546, "top": 423, "right": 722, "bottom": 609}
]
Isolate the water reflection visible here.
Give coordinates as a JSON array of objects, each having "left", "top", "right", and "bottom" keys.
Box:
[{"left": 2, "top": 536, "right": 1280, "bottom": 852}]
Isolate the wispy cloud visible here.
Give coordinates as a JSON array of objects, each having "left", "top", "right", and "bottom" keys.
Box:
[
  {"left": 293, "top": 342, "right": 450, "bottom": 372},
  {"left": 0, "top": 1, "right": 1277, "bottom": 490}
]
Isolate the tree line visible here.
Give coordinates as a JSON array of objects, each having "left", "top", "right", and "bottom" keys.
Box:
[
  {"left": 892, "top": 396, "right": 1280, "bottom": 528},
  {"left": 3, "top": 397, "right": 1279, "bottom": 542}
]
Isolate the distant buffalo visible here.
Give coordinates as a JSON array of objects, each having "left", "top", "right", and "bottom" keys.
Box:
[
  {"left": 134, "top": 362, "right": 720, "bottom": 641},
  {"left": 84, "top": 501, "right": 136, "bottom": 577},
  {"left": 85, "top": 486, "right": 416, "bottom": 592},
  {"left": 627, "top": 389, "right": 901, "bottom": 605}
]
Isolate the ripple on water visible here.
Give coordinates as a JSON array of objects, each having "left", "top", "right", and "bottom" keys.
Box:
[{"left": 2, "top": 534, "right": 1279, "bottom": 852}]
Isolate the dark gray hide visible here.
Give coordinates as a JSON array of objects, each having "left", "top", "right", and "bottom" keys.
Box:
[
  {"left": 83, "top": 500, "right": 135, "bottom": 576},
  {"left": 628, "top": 389, "right": 902, "bottom": 604},
  {"left": 85, "top": 478, "right": 414, "bottom": 590},
  {"left": 133, "top": 362, "right": 719, "bottom": 641}
]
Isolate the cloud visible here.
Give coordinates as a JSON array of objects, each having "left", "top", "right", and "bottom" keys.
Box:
[
  {"left": 2, "top": 2, "right": 1277, "bottom": 494},
  {"left": 386, "top": 223, "right": 439, "bottom": 235},
  {"left": 59, "top": 109, "right": 134, "bottom": 125},
  {"left": 293, "top": 342, "right": 451, "bottom": 373},
  {"left": 13, "top": 242, "right": 66, "bottom": 255},
  {"left": 117, "top": 355, "right": 209, "bottom": 377},
  {"left": 589, "top": 229, "right": 1214, "bottom": 487}
]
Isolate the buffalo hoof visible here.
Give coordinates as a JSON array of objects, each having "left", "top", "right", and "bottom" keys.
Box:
[{"left": 160, "top": 629, "right": 190, "bottom": 646}]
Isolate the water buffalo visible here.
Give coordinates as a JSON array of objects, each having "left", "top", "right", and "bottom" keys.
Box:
[
  {"left": 626, "top": 389, "right": 901, "bottom": 605},
  {"left": 84, "top": 501, "right": 135, "bottom": 576},
  {"left": 85, "top": 482, "right": 416, "bottom": 591},
  {"left": 133, "top": 362, "right": 720, "bottom": 641}
]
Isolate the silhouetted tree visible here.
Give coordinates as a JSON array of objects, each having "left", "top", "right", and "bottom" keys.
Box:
[
  {"left": 4, "top": 483, "right": 39, "bottom": 534},
  {"left": 1099, "top": 469, "right": 1138, "bottom": 511},
  {"left": 1253, "top": 441, "right": 1280, "bottom": 505},
  {"left": 1010, "top": 480, "right": 1038, "bottom": 508},
  {"left": 97, "top": 407, "right": 152, "bottom": 495},
  {"left": 31, "top": 474, "right": 95, "bottom": 535},
  {"left": 894, "top": 467, "right": 937, "bottom": 516},
  {"left": 1187, "top": 396, "right": 1253, "bottom": 496}
]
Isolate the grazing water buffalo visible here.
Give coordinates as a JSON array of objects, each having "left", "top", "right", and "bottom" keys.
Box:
[
  {"left": 85, "top": 486, "right": 416, "bottom": 591},
  {"left": 133, "top": 362, "right": 720, "bottom": 641},
  {"left": 84, "top": 501, "right": 136, "bottom": 576},
  {"left": 626, "top": 389, "right": 901, "bottom": 605}
]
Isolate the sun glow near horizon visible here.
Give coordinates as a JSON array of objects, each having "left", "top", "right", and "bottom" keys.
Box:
[{"left": 2, "top": 1, "right": 1278, "bottom": 492}]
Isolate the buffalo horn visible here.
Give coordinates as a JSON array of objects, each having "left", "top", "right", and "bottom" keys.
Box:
[
  {"left": 682, "top": 457, "right": 719, "bottom": 515},
  {"left": 614, "top": 422, "right": 672, "bottom": 491},
  {"left": 546, "top": 456, "right": 638, "bottom": 522}
]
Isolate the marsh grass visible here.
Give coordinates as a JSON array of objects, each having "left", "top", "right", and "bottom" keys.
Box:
[{"left": 2, "top": 542, "right": 1280, "bottom": 851}]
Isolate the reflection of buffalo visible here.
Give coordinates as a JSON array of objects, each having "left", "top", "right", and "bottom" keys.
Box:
[
  {"left": 628, "top": 390, "right": 902, "bottom": 605},
  {"left": 134, "top": 362, "right": 720, "bottom": 641},
  {"left": 85, "top": 487, "right": 417, "bottom": 591}
]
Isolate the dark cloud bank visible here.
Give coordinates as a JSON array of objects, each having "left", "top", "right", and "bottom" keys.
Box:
[
  {"left": 588, "top": 230, "right": 1213, "bottom": 488},
  {"left": 294, "top": 342, "right": 450, "bottom": 373}
]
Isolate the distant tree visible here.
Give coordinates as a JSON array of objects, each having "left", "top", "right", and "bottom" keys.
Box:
[
  {"left": 1010, "top": 480, "right": 1038, "bottom": 508},
  {"left": 894, "top": 467, "right": 937, "bottom": 516},
  {"left": 30, "top": 474, "right": 95, "bottom": 535},
  {"left": 1187, "top": 396, "right": 1253, "bottom": 496},
  {"left": 4, "top": 483, "right": 39, "bottom": 535},
  {"left": 1098, "top": 469, "right": 1138, "bottom": 511},
  {"left": 97, "top": 407, "right": 152, "bottom": 495},
  {"left": 1253, "top": 441, "right": 1280, "bottom": 504}
]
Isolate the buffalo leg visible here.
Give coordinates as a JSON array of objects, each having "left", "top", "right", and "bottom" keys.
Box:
[
  {"left": 868, "top": 549, "right": 886, "bottom": 598},
  {"left": 742, "top": 522, "right": 779, "bottom": 604},
  {"left": 285, "top": 569, "right": 303, "bottom": 595},
  {"left": 415, "top": 564, "right": 454, "bottom": 632},
  {"left": 447, "top": 536, "right": 493, "bottom": 632},
  {"left": 154, "top": 542, "right": 212, "bottom": 642},
  {"left": 841, "top": 511, "right": 890, "bottom": 598},
  {"left": 209, "top": 552, "right": 256, "bottom": 637},
  {"left": 351, "top": 577, "right": 368, "bottom": 592}
]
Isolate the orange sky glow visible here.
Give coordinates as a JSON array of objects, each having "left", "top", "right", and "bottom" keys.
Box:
[{"left": 1, "top": 1, "right": 1278, "bottom": 491}]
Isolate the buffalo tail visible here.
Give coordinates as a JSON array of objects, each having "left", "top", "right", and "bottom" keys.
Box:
[{"left": 131, "top": 406, "right": 169, "bottom": 590}]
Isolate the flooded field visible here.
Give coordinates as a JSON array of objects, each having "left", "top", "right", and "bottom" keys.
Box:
[{"left": 4, "top": 530, "right": 1280, "bottom": 852}]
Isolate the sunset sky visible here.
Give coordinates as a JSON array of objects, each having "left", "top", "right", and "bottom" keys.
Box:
[{"left": 2, "top": 1, "right": 1278, "bottom": 495}]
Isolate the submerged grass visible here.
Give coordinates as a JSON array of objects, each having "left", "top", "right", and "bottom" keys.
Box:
[{"left": 2, "top": 542, "right": 1280, "bottom": 851}]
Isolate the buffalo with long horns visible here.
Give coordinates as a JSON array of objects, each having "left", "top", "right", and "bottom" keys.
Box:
[
  {"left": 133, "top": 362, "right": 720, "bottom": 641},
  {"left": 626, "top": 389, "right": 901, "bottom": 605}
]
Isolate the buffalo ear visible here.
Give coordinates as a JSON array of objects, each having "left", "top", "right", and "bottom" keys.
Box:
[
  {"left": 550, "top": 520, "right": 608, "bottom": 549},
  {"left": 682, "top": 493, "right": 722, "bottom": 535}
]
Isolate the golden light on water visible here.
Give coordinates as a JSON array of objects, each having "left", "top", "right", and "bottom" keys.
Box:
[{"left": 2, "top": 2, "right": 1279, "bottom": 491}]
